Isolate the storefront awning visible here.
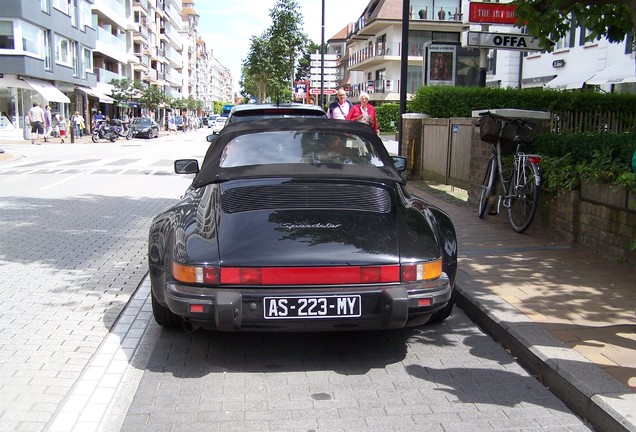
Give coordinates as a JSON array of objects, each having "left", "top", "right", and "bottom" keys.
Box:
[
  {"left": 76, "top": 86, "right": 115, "bottom": 103},
  {"left": 20, "top": 77, "right": 71, "bottom": 103},
  {"left": 586, "top": 60, "right": 636, "bottom": 85},
  {"left": 544, "top": 69, "right": 595, "bottom": 90}
]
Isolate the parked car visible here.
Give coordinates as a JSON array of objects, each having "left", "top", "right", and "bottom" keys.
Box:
[
  {"left": 129, "top": 117, "right": 159, "bottom": 138},
  {"left": 210, "top": 116, "right": 226, "bottom": 134},
  {"left": 207, "top": 114, "right": 219, "bottom": 127},
  {"left": 148, "top": 118, "right": 458, "bottom": 332},
  {"left": 225, "top": 103, "right": 326, "bottom": 124},
  {"left": 207, "top": 104, "right": 326, "bottom": 143}
]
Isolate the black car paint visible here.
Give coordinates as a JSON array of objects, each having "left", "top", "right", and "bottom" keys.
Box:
[{"left": 148, "top": 118, "right": 458, "bottom": 331}]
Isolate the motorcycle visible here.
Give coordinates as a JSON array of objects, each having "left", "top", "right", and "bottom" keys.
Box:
[{"left": 91, "top": 120, "right": 118, "bottom": 143}]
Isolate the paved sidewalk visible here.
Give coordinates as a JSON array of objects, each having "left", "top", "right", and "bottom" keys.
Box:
[{"left": 407, "top": 180, "right": 636, "bottom": 432}]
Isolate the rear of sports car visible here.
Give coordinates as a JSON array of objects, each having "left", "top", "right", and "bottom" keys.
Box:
[{"left": 149, "top": 178, "right": 457, "bottom": 332}]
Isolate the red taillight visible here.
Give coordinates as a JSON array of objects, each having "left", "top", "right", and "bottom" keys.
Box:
[
  {"left": 173, "top": 261, "right": 442, "bottom": 286},
  {"left": 528, "top": 156, "right": 541, "bottom": 164},
  {"left": 173, "top": 263, "right": 220, "bottom": 284},
  {"left": 401, "top": 259, "right": 442, "bottom": 282},
  {"left": 221, "top": 265, "right": 400, "bottom": 285}
]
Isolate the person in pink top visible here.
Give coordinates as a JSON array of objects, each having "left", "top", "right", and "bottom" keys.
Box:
[{"left": 346, "top": 92, "right": 379, "bottom": 134}]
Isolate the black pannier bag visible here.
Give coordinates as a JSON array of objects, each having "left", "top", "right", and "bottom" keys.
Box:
[{"left": 479, "top": 114, "right": 528, "bottom": 156}]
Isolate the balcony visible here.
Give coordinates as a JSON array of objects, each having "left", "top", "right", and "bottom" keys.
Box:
[
  {"left": 95, "top": 27, "right": 127, "bottom": 63},
  {"left": 132, "top": 24, "right": 149, "bottom": 42},
  {"left": 133, "top": 0, "right": 148, "bottom": 12},
  {"left": 96, "top": 67, "right": 126, "bottom": 84},
  {"left": 348, "top": 42, "right": 403, "bottom": 70}
]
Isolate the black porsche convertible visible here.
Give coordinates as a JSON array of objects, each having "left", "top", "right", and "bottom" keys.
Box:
[{"left": 148, "top": 118, "right": 457, "bottom": 332}]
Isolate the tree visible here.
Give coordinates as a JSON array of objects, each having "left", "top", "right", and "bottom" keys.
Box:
[
  {"left": 268, "top": 0, "right": 308, "bottom": 100},
  {"left": 242, "top": 34, "right": 275, "bottom": 103},
  {"left": 138, "top": 86, "right": 165, "bottom": 113},
  {"left": 240, "top": 0, "right": 309, "bottom": 102},
  {"left": 513, "top": 0, "right": 635, "bottom": 52},
  {"left": 296, "top": 41, "right": 324, "bottom": 81},
  {"left": 110, "top": 79, "right": 144, "bottom": 105}
]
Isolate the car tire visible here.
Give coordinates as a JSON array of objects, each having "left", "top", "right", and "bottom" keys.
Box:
[
  {"left": 427, "top": 292, "right": 454, "bottom": 324},
  {"left": 151, "top": 291, "right": 182, "bottom": 328}
]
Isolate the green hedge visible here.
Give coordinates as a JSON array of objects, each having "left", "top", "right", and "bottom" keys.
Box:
[
  {"left": 408, "top": 86, "right": 636, "bottom": 118},
  {"left": 376, "top": 104, "right": 400, "bottom": 133},
  {"left": 529, "top": 132, "right": 636, "bottom": 193}
]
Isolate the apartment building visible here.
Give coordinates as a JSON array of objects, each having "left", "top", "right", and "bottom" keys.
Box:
[
  {"left": 1, "top": 0, "right": 232, "bottom": 141},
  {"left": 0, "top": 0, "right": 98, "bottom": 141},
  {"left": 331, "top": 0, "right": 635, "bottom": 106}
]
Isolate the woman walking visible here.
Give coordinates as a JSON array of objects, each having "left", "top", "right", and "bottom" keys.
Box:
[{"left": 346, "top": 92, "right": 379, "bottom": 134}]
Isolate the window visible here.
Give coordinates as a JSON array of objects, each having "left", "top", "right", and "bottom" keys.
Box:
[
  {"left": 0, "top": 21, "right": 14, "bottom": 50},
  {"left": 52, "top": 0, "right": 69, "bottom": 14},
  {"left": 82, "top": 46, "right": 91, "bottom": 78},
  {"left": 72, "top": 41, "right": 79, "bottom": 77},
  {"left": 487, "top": 49, "right": 497, "bottom": 75},
  {"left": 41, "top": 0, "right": 50, "bottom": 13},
  {"left": 55, "top": 34, "right": 72, "bottom": 66},
  {"left": 44, "top": 29, "right": 52, "bottom": 70},
  {"left": 21, "top": 22, "right": 42, "bottom": 56}
]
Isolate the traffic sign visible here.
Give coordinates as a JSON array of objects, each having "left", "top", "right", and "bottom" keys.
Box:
[
  {"left": 463, "top": 31, "right": 543, "bottom": 51},
  {"left": 309, "top": 88, "right": 337, "bottom": 95},
  {"left": 468, "top": 2, "right": 519, "bottom": 25},
  {"left": 310, "top": 74, "right": 338, "bottom": 82},
  {"left": 310, "top": 67, "right": 338, "bottom": 75},
  {"left": 310, "top": 81, "right": 338, "bottom": 88},
  {"left": 310, "top": 53, "right": 339, "bottom": 61},
  {"left": 310, "top": 60, "right": 338, "bottom": 68}
]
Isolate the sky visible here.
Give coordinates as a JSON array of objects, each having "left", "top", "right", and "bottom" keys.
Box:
[{"left": 196, "top": 0, "right": 370, "bottom": 95}]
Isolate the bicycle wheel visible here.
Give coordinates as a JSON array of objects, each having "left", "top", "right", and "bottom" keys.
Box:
[
  {"left": 507, "top": 160, "right": 540, "bottom": 233},
  {"left": 478, "top": 155, "right": 497, "bottom": 218}
]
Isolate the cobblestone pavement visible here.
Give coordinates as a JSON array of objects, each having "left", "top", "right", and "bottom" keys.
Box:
[
  {"left": 0, "top": 135, "right": 623, "bottom": 432},
  {"left": 0, "top": 138, "right": 197, "bottom": 432}
]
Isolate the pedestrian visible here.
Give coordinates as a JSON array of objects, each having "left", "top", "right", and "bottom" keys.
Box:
[
  {"left": 168, "top": 113, "right": 177, "bottom": 134},
  {"left": 27, "top": 102, "right": 45, "bottom": 145},
  {"left": 43, "top": 105, "right": 52, "bottom": 142},
  {"left": 346, "top": 92, "right": 379, "bottom": 134},
  {"left": 58, "top": 115, "right": 69, "bottom": 143},
  {"left": 326, "top": 88, "right": 352, "bottom": 120},
  {"left": 71, "top": 111, "right": 85, "bottom": 138}
]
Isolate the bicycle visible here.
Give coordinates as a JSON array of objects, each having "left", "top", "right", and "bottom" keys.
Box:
[{"left": 477, "top": 113, "right": 542, "bottom": 233}]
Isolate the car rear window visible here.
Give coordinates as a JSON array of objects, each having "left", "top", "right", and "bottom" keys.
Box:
[
  {"left": 219, "top": 131, "right": 384, "bottom": 168},
  {"left": 230, "top": 109, "right": 325, "bottom": 122}
]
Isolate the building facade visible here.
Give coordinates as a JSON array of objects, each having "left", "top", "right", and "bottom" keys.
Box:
[
  {"left": 330, "top": 0, "right": 635, "bottom": 107},
  {"left": 1, "top": 0, "right": 233, "bottom": 142}
]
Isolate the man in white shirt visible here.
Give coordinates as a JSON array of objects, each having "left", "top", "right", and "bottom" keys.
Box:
[
  {"left": 28, "top": 102, "right": 45, "bottom": 145},
  {"left": 326, "top": 88, "right": 352, "bottom": 120}
]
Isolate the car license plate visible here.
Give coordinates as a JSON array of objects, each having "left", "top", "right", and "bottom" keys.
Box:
[{"left": 264, "top": 295, "right": 361, "bottom": 319}]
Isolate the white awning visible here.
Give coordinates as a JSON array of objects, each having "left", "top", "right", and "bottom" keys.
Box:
[
  {"left": 586, "top": 60, "right": 636, "bottom": 85},
  {"left": 20, "top": 77, "right": 71, "bottom": 103},
  {"left": 76, "top": 86, "right": 115, "bottom": 103},
  {"left": 544, "top": 69, "right": 596, "bottom": 90}
]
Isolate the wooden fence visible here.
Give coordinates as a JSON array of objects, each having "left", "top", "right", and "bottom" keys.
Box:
[{"left": 550, "top": 110, "right": 636, "bottom": 133}]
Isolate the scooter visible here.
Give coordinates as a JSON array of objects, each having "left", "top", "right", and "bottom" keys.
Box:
[{"left": 110, "top": 119, "right": 133, "bottom": 140}]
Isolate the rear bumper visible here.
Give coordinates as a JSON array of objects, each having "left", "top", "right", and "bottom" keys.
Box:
[{"left": 159, "top": 276, "right": 453, "bottom": 331}]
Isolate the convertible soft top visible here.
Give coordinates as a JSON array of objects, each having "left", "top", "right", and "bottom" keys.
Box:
[{"left": 193, "top": 118, "right": 404, "bottom": 188}]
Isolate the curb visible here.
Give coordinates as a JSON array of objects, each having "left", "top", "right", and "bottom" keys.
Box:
[{"left": 454, "top": 270, "right": 636, "bottom": 432}]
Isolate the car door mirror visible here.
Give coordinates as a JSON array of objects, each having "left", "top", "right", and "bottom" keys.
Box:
[
  {"left": 175, "top": 159, "right": 199, "bottom": 174},
  {"left": 392, "top": 156, "right": 407, "bottom": 172},
  {"left": 206, "top": 134, "right": 219, "bottom": 144}
]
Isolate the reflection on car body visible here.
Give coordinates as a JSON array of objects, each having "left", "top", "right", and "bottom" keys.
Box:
[{"left": 149, "top": 118, "right": 457, "bottom": 333}]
